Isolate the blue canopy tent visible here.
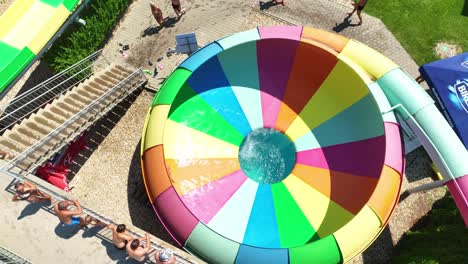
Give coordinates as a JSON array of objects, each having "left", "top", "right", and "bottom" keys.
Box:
[{"left": 420, "top": 52, "right": 468, "bottom": 149}]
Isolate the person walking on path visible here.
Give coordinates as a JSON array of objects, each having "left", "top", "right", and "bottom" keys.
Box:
[
  {"left": 107, "top": 223, "right": 134, "bottom": 250},
  {"left": 150, "top": 2, "right": 166, "bottom": 27},
  {"left": 12, "top": 181, "right": 52, "bottom": 203},
  {"left": 126, "top": 233, "right": 152, "bottom": 262},
  {"left": 54, "top": 199, "right": 103, "bottom": 228},
  {"left": 171, "top": 0, "right": 186, "bottom": 18},
  {"left": 347, "top": 0, "right": 368, "bottom": 25}
]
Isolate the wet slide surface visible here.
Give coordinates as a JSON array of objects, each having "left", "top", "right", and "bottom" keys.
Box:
[
  {"left": 0, "top": 0, "right": 79, "bottom": 93},
  {"left": 141, "top": 26, "right": 405, "bottom": 263}
]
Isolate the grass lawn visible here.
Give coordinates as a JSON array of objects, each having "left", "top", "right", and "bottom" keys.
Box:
[
  {"left": 364, "top": 0, "right": 468, "bottom": 65},
  {"left": 392, "top": 193, "right": 468, "bottom": 263}
]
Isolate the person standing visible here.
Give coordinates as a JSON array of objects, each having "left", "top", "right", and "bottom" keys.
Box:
[
  {"left": 171, "top": 0, "right": 186, "bottom": 18},
  {"left": 347, "top": 0, "right": 368, "bottom": 25},
  {"left": 150, "top": 2, "right": 166, "bottom": 27}
]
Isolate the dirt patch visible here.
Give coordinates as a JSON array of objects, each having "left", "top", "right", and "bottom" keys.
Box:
[
  {"left": 434, "top": 41, "right": 462, "bottom": 59},
  {"left": 0, "top": 0, "right": 15, "bottom": 16}
]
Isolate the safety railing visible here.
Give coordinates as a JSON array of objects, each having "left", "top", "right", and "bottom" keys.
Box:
[
  {"left": 0, "top": 69, "right": 147, "bottom": 176},
  {"left": 0, "top": 50, "right": 109, "bottom": 132},
  {"left": 0, "top": 244, "right": 31, "bottom": 264}
]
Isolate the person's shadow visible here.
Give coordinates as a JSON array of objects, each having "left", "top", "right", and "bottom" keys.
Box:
[
  {"left": 54, "top": 223, "right": 81, "bottom": 239},
  {"left": 17, "top": 200, "right": 51, "bottom": 220},
  {"left": 332, "top": 16, "right": 359, "bottom": 33},
  {"left": 259, "top": 0, "right": 282, "bottom": 10},
  {"left": 101, "top": 240, "right": 128, "bottom": 261},
  {"left": 142, "top": 17, "right": 179, "bottom": 37}
]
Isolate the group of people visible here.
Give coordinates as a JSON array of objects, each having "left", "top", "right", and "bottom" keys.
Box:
[
  {"left": 150, "top": 0, "right": 186, "bottom": 28},
  {"left": 12, "top": 181, "right": 176, "bottom": 263}
]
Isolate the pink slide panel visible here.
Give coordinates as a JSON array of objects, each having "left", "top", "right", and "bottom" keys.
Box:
[
  {"left": 447, "top": 175, "right": 468, "bottom": 227},
  {"left": 153, "top": 187, "right": 199, "bottom": 245},
  {"left": 181, "top": 170, "right": 248, "bottom": 224},
  {"left": 258, "top": 26, "right": 303, "bottom": 40},
  {"left": 384, "top": 122, "right": 404, "bottom": 175},
  {"left": 261, "top": 91, "right": 283, "bottom": 128}
]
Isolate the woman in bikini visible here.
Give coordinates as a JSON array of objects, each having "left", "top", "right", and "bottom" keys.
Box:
[
  {"left": 12, "top": 181, "right": 52, "bottom": 203},
  {"left": 150, "top": 3, "right": 166, "bottom": 27}
]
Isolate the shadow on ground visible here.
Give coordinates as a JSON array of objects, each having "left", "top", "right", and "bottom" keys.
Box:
[
  {"left": 142, "top": 17, "right": 179, "bottom": 37},
  {"left": 127, "top": 140, "right": 178, "bottom": 247},
  {"left": 17, "top": 200, "right": 51, "bottom": 220},
  {"left": 68, "top": 89, "right": 142, "bottom": 181},
  {"left": 259, "top": 0, "right": 282, "bottom": 10}
]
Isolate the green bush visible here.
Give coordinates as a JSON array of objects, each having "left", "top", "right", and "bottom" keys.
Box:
[{"left": 43, "top": 0, "right": 131, "bottom": 73}]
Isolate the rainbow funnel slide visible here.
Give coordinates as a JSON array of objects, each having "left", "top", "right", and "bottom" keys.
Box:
[
  {"left": 141, "top": 26, "right": 468, "bottom": 263},
  {"left": 0, "top": 0, "right": 79, "bottom": 93}
]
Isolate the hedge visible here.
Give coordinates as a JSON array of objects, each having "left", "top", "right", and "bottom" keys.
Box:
[{"left": 43, "top": 0, "right": 131, "bottom": 73}]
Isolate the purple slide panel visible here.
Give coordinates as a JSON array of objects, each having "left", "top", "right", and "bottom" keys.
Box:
[
  {"left": 258, "top": 26, "right": 303, "bottom": 40},
  {"left": 447, "top": 175, "right": 468, "bottom": 227},
  {"left": 153, "top": 187, "right": 199, "bottom": 245}
]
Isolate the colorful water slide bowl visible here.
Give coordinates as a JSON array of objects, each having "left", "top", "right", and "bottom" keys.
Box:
[
  {"left": 141, "top": 26, "right": 407, "bottom": 263},
  {"left": 0, "top": 0, "right": 79, "bottom": 93}
]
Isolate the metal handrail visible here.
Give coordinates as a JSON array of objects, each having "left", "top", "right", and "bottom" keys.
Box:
[
  {"left": 1, "top": 69, "right": 146, "bottom": 174},
  {"left": 0, "top": 244, "right": 31, "bottom": 264},
  {"left": 0, "top": 50, "right": 108, "bottom": 132}
]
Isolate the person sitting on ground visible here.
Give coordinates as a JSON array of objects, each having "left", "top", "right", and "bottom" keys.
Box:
[
  {"left": 171, "top": 0, "right": 186, "bottom": 18},
  {"left": 12, "top": 181, "right": 52, "bottom": 203},
  {"left": 155, "top": 249, "right": 176, "bottom": 264},
  {"left": 53, "top": 199, "right": 102, "bottom": 228},
  {"left": 347, "top": 0, "right": 368, "bottom": 25},
  {"left": 107, "top": 223, "right": 134, "bottom": 250},
  {"left": 0, "top": 149, "right": 13, "bottom": 160},
  {"left": 126, "top": 233, "right": 151, "bottom": 262},
  {"left": 150, "top": 2, "right": 166, "bottom": 27}
]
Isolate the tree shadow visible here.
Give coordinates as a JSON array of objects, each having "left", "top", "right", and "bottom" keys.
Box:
[
  {"left": 126, "top": 140, "right": 178, "bottom": 247},
  {"left": 463, "top": 0, "right": 468, "bottom": 16},
  {"left": 17, "top": 200, "right": 52, "bottom": 220}
]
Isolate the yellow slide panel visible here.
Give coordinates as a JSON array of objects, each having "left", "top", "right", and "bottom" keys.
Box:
[
  {"left": 143, "top": 105, "right": 170, "bottom": 151},
  {"left": 334, "top": 205, "right": 381, "bottom": 262},
  {"left": 2, "top": 1, "right": 55, "bottom": 50},
  {"left": 28, "top": 4, "right": 70, "bottom": 54},
  {"left": 0, "top": 0, "right": 35, "bottom": 39},
  {"left": 339, "top": 40, "right": 398, "bottom": 79}
]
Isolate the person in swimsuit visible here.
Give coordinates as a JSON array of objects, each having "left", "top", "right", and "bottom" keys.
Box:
[
  {"left": 107, "top": 223, "right": 133, "bottom": 250},
  {"left": 12, "top": 181, "right": 52, "bottom": 203},
  {"left": 171, "top": 0, "right": 185, "bottom": 19},
  {"left": 54, "top": 199, "right": 103, "bottom": 227},
  {"left": 150, "top": 2, "right": 166, "bottom": 27},
  {"left": 347, "top": 0, "right": 368, "bottom": 25},
  {"left": 155, "top": 250, "right": 176, "bottom": 264},
  {"left": 126, "top": 233, "right": 151, "bottom": 262},
  {"left": 0, "top": 149, "right": 13, "bottom": 160}
]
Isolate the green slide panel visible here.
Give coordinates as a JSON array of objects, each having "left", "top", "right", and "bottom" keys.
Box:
[
  {"left": 0, "top": 0, "right": 80, "bottom": 94},
  {"left": 289, "top": 235, "right": 343, "bottom": 263}
]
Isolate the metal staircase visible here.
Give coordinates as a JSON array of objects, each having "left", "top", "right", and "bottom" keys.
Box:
[{"left": 0, "top": 52, "right": 147, "bottom": 176}]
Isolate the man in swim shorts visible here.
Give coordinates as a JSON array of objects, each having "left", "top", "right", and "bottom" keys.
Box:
[
  {"left": 107, "top": 223, "right": 134, "bottom": 250},
  {"left": 54, "top": 199, "right": 103, "bottom": 228},
  {"left": 12, "top": 181, "right": 52, "bottom": 203},
  {"left": 347, "top": 0, "right": 368, "bottom": 25},
  {"left": 171, "top": 0, "right": 185, "bottom": 19}
]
